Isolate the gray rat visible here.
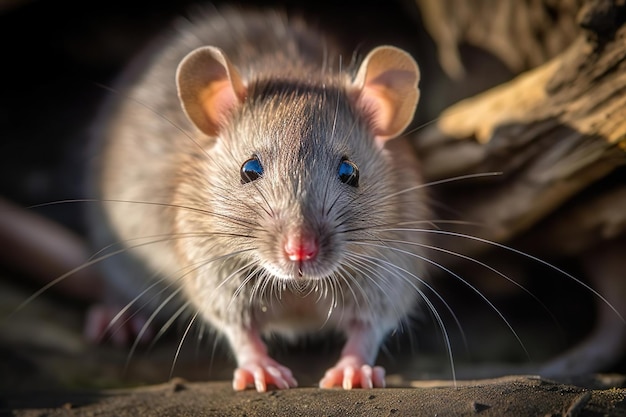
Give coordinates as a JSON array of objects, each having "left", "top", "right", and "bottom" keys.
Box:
[{"left": 87, "top": 7, "right": 425, "bottom": 391}]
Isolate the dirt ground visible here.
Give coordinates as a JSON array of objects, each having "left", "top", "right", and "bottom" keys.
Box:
[{"left": 5, "top": 376, "right": 626, "bottom": 417}]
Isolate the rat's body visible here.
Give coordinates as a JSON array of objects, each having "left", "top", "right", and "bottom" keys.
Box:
[{"left": 88, "top": 8, "right": 425, "bottom": 390}]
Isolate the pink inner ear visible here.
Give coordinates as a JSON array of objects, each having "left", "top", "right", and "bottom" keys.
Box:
[
  {"left": 358, "top": 84, "right": 394, "bottom": 141},
  {"left": 200, "top": 79, "right": 241, "bottom": 134},
  {"left": 355, "top": 65, "right": 419, "bottom": 145}
]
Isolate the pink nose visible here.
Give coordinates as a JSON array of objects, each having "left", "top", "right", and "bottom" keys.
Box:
[{"left": 284, "top": 234, "right": 318, "bottom": 262}]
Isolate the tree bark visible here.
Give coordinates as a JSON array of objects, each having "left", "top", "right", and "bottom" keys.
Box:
[{"left": 412, "top": 0, "right": 626, "bottom": 258}]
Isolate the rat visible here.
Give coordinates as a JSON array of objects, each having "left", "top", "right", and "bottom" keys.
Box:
[{"left": 86, "top": 7, "right": 426, "bottom": 391}]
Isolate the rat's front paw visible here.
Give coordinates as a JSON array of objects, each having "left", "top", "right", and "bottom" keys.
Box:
[
  {"left": 319, "top": 361, "right": 386, "bottom": 389},
  {"left": 233, "top": 358, "right": 298, "bottom": 392}
]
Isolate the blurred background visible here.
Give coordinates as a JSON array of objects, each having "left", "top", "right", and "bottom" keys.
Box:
[{"left": 1, "top": 0, "right": 619, "bottom": 393}]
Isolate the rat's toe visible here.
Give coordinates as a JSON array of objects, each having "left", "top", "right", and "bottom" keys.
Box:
[
  {"left": 232, "top": 360, "right": 297, "bottom": 392},
  {"left": 320, "top": 363, "right": 386, "bottom": 389}
]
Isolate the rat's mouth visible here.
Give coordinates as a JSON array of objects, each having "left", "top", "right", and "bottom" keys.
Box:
[{"left": 262, "top": 259, "right": 336, "bottom": 281}]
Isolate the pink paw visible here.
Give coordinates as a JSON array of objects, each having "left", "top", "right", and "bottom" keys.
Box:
[
  {"left": 319, "top": 363, "right": 386, "bottom": 389},
  {"left": 233, "top": 358, "right": 298, "bottom": 392},
  {"left": 84, "top": 304, "right": 154, "bottom": 347}
]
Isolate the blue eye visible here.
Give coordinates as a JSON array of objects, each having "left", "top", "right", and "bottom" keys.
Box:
[
  {"left": 338, "top": 158, "right": 359, "bottom": 187},
  {"left": 241, "top": 157, "right": 264, "bottom": 184}
]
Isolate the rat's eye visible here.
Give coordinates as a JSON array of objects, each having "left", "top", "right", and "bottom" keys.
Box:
[
  {"left": 241, "top": 157, "right": 264, "bottom": 184},
  {"left": 338, "top": 158, "right": 359, "bottom": 187}
]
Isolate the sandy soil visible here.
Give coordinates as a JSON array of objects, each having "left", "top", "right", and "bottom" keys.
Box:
[{"left": 4, "top": 376, "right": 626, "bottom": 416}]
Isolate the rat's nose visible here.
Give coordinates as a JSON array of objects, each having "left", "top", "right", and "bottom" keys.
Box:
[{"left": 284, "top": 233, "right": 318, "bottom": 262}]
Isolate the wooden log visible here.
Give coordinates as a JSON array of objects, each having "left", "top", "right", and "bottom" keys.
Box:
[
  {"left": 414, "top": 0, "right": 582, "bottom": 79},
  {"left": 411, "top": 0, "right": 626, "bottom": 256}
]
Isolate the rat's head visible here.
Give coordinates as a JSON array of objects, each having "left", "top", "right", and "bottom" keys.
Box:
[{"left": 175, "top": 45, "right": 420, "bottom": 282}]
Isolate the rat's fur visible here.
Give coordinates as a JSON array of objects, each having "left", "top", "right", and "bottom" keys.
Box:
[{"left": 89, "top": 8, "right": 427, "bottom": 390}]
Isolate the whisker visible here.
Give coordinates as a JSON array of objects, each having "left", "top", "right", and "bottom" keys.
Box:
[
  {"left": 347, "top": 248, "right": 467, "bottom": 358},
  {"left": 330, "top": 55, "right": 342, "bottom": 142},
  {"left": 115, "top": 249, "right": 257, "bottom": 365},
  {"left": 88, "top": 231, "right": 256, "bottom": 262},
  {"left": 370, "top": 236, "right": 562, "bottom": 330},
  {"left": 170, "top": 309, "right": 200, "bottom": 379},
  {"left": 148, "top": 299, "right": 193, "bottom": 352},
  {"left": 27, "top": 199, "right": 259, "bottom": 230},
  {"left": 117, "top": 249, "right": 247, "bottom": 320},
  {"left": 208, "top": 326, "right": 223, "bottom": 380},
  {"left": 264, "top": 270, "right": 280, "bottom": 310},
  {"left": 337, "top": 216, "right": 486, "bottom": 237},
  {"left": 348, "top": 250, "right": 458, "bottom": 384},
  {"left": 342, "top": 254, "right": 405, "bottom": 323},
  {"left": 221, "top": 262, "right": 259, "bottom": 310},
  {"left": 8, "top": 228, "right": 256, "bottom": 323},
  {"left": 333, "top": 261, "right": 366, "bottom": 313},
  {"left": 325, "top": 270, "right": 346, "bottom": 324},
  {"left": 316, "top": 276, "right": 338, "bottom": 328},
  {"left": 383, "top": 172, "right": 503, "bottom": 200},
  {"left": 7, "top": 245, "right": 142, "bottom": 320},
  {"left": 402, "top": 115, "right": 443, "bottom": 137},
  {"left": 396, "top": 219, "right": 485, "bottom": 228},
  {"left": 104, "top": 273, "right": 173, "bottom": 337},
  {"left": 325, "top": 186, "right": 344, "bottom": 217},
  {"left": 124, "top": 286, "right": 186, "bottom": 375},
  {"left": 389, "top": 228, "right": 626, "bottom": 323},
  {"left": 353, "top": 240, "right": 531, "bottom": 361},
  {"left": 256, "top": 269, "right": 274, "bottom": 304}
]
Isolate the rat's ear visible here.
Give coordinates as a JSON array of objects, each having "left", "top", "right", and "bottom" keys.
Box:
[
  {"left": 177, "top": 46, "right": 247, "bottom": 136},
  {"left": 352, "top": 46, "right": 420, "bottom": 145}
]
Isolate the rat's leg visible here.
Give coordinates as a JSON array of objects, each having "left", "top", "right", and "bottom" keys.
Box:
[
  {"left": 224, "top": 326, "right": 298, "bottom": 392},
  {"left": 319, "top": 322, "right": 386, "bottom": 389},
  {"left": 540, "top": 236, "right": 626, "bottom": 376}
]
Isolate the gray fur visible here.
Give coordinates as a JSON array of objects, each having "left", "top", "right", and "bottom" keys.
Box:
[{"left": 89, "top": 7, "right": 428, "bottom": 382}]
